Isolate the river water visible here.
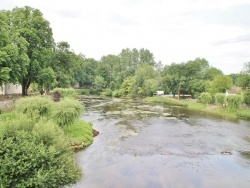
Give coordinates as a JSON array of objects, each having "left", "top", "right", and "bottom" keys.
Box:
[{"left": 74, "top": 97, "right": 250, "bottom": 188}]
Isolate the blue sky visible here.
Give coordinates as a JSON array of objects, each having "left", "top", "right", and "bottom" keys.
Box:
[{"left": 1, "top": 0, "right": 250, "bottom": 74}]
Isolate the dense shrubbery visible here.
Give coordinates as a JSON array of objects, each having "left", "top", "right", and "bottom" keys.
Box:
[
  {"left": 226, "top": 95, "right": 243, "bottom": 109},
  {"left": 0, "top": 115, "right": 81, "bottom": 187},
  {"left": 15, "top": 96, "right": 53, "bottom": 119},
  {"left": 52, "top": 98, "right": 84, "bottom": 126},
  {"left": 102, "top": 89, "right": 112, "bottom": 97},
  {"left": 215, "top": 93, "right": 226, "bottom": 106},
  {"left": 198, "top": 92, "right": 212, "bottom": 104},
  {"left": 53, "top": 88, "right": 77, "bottom": 98},
  {"left": 0, "top": 95, "right": 92, "bottom": 187},
  {"left": 244, "top": 90, "right": 250, "bottom": 104},
  {"left": 112, "top": 90, "right": 121, "bottom": 98}
]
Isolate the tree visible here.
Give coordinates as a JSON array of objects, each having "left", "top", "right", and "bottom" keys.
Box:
[
  {"left": 0, "top": 10, "right": 29, "bottom": 87},
  {"left": 162, "top": 63, "right": 186, "bottom": 99},
  {"left": 8, "top": 6, "right": 54, "bottom": 95},
  {"left": 94, "top": 75, "right": 106, "bottom": 90},
  {"left": 211, "top": 75, "right": 233, "bottom": 93},
  {"left": 204, "top": 67, "right": 223, "bottom": 81},
  {"left": 236, "top": 74, "right": 250, "bottom": 89}
]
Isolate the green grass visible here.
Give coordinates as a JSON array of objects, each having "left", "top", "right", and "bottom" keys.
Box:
[
  {"left": 144, "top": 96, "right": 187, "bottom": 106},
  {"left": 143, "top": 96, "right": 244, "bottom": 119},
  {"left": 63, "top": 120, "right": 93, "bottom": 150},
  {"left": 237, "top": 109, "right": 250, "bottom": 120}
]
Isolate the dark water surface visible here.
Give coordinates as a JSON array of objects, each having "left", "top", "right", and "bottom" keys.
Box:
[{"left": 74, "top": 97, "right": 250, "bottom": 188}]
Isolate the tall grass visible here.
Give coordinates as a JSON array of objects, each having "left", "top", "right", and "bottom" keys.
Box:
[
  {"left": 237, "top": 109, "right": 250, "bottom": 120},
  {"left": 52, "top": 98, "right": 84, "bottom": 126},
  {"left": 53, "top": 88, "right": 77, "bottom": 98},
  {"left": 15, "top": 96, "right": 53, "bottom": 120}
]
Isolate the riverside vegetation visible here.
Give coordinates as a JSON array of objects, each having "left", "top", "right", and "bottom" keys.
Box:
[
  {"left": 144, "top": 94, "right": 250, "bottom": 120},
  {"left": 0, "top": 90, "right": 93, "bottom": 187}
]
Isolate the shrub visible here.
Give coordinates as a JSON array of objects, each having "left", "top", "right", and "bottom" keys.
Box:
[
  {"left": 0, "top": 116, "right": 81, "bottom": 187},
  {"left": 90, "top": 88, "right": 101, "bottom": 95},
  {"left": 15, "top": 96, "right": 53, "bottom": 120},
  {"left": 103, "top": 89, "right": 112, "bottom": 97},
  {"left": 215, "top": 93, "right": 226, "bottom": 106},
  {"left": 244, "top": 90, "right": 250, "bottom": 104},
  {"left": 112, "top": 90, "right": 121, "bottom": 98},
  {"left": 52, "top": 98, "right": 84, "bottom": 126},
  {"left": 53, "top": 88, "right": 77, "bottom": 98},
  {"left": 226, "top": 95, "right": 243, "bottom": 109},
  {"left": 110, "top": 81, "right": 116, "bottom": 91},
  {"left": 81, "top": 89, "right": 90, "bottom": 95},
  {"left": 198, "top": 92, "right": 212, "bottom": 104}
]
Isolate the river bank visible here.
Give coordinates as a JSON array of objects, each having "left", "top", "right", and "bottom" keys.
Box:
[{"left": 144, "top": 96, "right": 250, "bottom": 120}]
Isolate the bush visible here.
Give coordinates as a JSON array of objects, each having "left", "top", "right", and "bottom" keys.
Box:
[
  {"left": 198, "top": 92, "right": 212, "bottom": 104},
  {"left": 215, "top": 93, "right": 226, "bottom": 106},
  {"left": 244, "top": 90, "right": 250, "bottom": 104},
  {"left": 53, "top": 88, "right": 77, "bottom": 98},
  {"left": 81, "top": 89, "right": 90, "bottom": 95},
  {"left": 110, "top": 81, "right": 116, "bottom": 91},
  {"left": 89, "top": 88, "right": 101, "bottom": 95},
  {"left": 226, "top": 95, "right": 243, "bottom": 109},
  {"left": 15, "top": 96, "right": 53, "bottom": 120},
  {"left": 52, "top": 98, "right": 84, "bottom": 126},
  {"left": 112, "top": 90, "right": 121, "bottom": 98},
  {"left": 0, "top": 116, "right": 81, "bottom": 187},
  {"left": 103, "top": 89, "right": 112, "bottom": 97}
]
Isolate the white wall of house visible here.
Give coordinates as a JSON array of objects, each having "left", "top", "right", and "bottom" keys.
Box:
[{"left": 2, "top": 84, "right": 22, "bottom": 95}]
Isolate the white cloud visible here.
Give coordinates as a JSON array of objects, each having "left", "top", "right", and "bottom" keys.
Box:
[{"left": 1, "top": 0, "right": 250, "bottom": 74}]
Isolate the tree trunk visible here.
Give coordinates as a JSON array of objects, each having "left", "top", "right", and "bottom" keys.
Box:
[
  {"left": 22, "top": 79, "right": 30, "bottom": 96},
  {"left": 178, "top": 86, "right": 181, "bottom": 101}
]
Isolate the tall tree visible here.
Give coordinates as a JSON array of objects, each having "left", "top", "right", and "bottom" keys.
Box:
[
  {"left": 0, "top": 10, "right": 29, "bottom": 87},
  {"left": 8, "top": 6, "right": 54, "bottom": 95}
]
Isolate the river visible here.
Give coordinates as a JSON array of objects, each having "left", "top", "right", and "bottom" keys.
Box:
[{"left": 74, "top": 97, "right": 250, "bottom": 188}]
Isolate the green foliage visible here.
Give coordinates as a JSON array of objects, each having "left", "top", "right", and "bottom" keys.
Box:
[
  {"left": 63, "top": 120, "right": 93, "bottom": 149},
  {"left": 226, "top": 95, "right": 243, "bottom": 109},
  {"left": 237, "top": 109, "right": 250, "bottom": 120},
  {"left": 94, "top": 75, "right": 106, "bottom": 89},
  {"left": 53, "top": 88, "right": 77, "bottom": 98},
  {"left": 244, "top": 90, "right": 250, "bottom": 104},
  {"left": 112, "top": 90, "right": 121, "bottom": 98},
  {"left": 110, "top": 81, "right": 116, "bottom": 91},
  {"left": 198, "top": 92, "right": 212, "bottom": 104},
  {"left": 15, "top": 96, "right": 53, "bottom": 120},
  {"left": 211, "top": 75, "right": 233, "bottom": 93},
  {"left": 103, "top": 89, "right": 112, "bottom": 97},
  {"left": 144, "top": 96, "right": 187, "bottom": 106},
  {"left": 0, "top": 116, "right": 81, "bottom": 187},
  {"left": 119, "top": 77, "right": 136, "bottom": 97},
  {"left": 215, "top": 93, "right": 226, "bottom": 106},
  {"left": 52, "top": 98, "right": 84, "bottom": 126},
  {"left": 76, "top": 88, "right": 90, "bottom": 95}
]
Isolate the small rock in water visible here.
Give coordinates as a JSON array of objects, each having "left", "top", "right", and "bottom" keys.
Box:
[
  {"left": 221, "top": 151, "right": 232, "bottom": 155},
  {"left": 92, "top": 129, "right": 99, "bottom": 136}
]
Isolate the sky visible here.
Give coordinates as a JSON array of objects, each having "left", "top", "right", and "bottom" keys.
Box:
[{"left": 1, "top": 0, "right": 250, "bottom": 74}]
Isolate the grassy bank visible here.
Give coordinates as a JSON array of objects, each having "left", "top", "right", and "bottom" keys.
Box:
[
  {"left": 64, "top": 120, "right": 93, "bottom": 150},
  {"left": 144, "top": 96, "right": 249, "bottom": 119}
]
